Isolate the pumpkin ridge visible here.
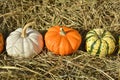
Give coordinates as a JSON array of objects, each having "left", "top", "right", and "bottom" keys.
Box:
[
  {"left": 96, "top": 40, "right": 102, "bottom": 55},
  {"left": 103, "top": 39, "right": 109, "bottom": 55},
  {"left": 9, "top": 30, "right": 21, "bottom": 37},
  {"left": 52, "top": 35, "right": 61, "bottom": 54},
  {"left": 65, "top": 36, "right": 74, "bottom": 51},
  {"left": 13, "top": 38, "right": 24, "bottom": 54},
  {"left": 27, "top": 29, "right": 39, "bottom": 36},
  {"left": 70, "top": 34, "right": 81, "bottom": 41},
  {"left": 87, "top": 31, "right": 95, "bottom": 35},
  {"left": 66, "top": 30, "right": 81, "bottom": 40},
  {"left": 93, "top": 29, "right": 105, "bottom": 39},
  {"left": 86, "top": 35, "right": 96, "bottom": 41},
  {"left": 86, "top": 31, "right": 98, "bottom": 39},
  {"left": 47, "top": 35, "right": 61, "bottom": 53},
  {"left": 8, "top": 36, "right": 23, "bottom": 55},
  {"left": 23, "top": 38, "right": 32, "bottom": 57},
  {"left": 13, "top": 46, "right": 19, "bottom": 57},
  {"left": 101, "top": 30, "right": 106, "bottom": 38},
  {"left": 45, "top": 31, "right": 58, "bottom": 39},
  {"left": 58, "top": 37, "right": 64, "bottom": 55},
  {"left": 59, "top": 36, "right": 73, "bottom": 55},
  {"left": 14, "top": 30, "right": 22, "bottom": 34},
  {"left": 89, "top": 39, "right": 98, "bottom": 54},
  {"left": 22, "top": 38, "right": 24, "bottom": 54},
  {"left": 23, "top": 38, "right": 36, "bottom": 56},
  {"left": 57, "top": 36, "right": 62, "bottom": 54},
  {"left": 48, "top": 31, "right": 60, "bottom": 33},
  {"left": 28, "top": 37, "right": 38, "bottom": 47},
  {"left": 29, "top": 37, "right": 41, "bottom": 55},
  {"left": 9, "top": 35, "right": 21, "bottom": 49},
  {"left": 66, "top": 34, "right": 80, "bottom": 51},
  {"left": 93, "top": 30, "right": 100, "bottom": 38},
  {"left": 6, "top": 39, "right": 20, "bottom": 54},
  {"left": 64, "top": 29, "right": 75, "bottom": 34},
  {"left": 103, "top": 36, "right": 116, "bottom": 44},
  {"left": 45, "top": 32, "right": 58, "bottom": 50}
]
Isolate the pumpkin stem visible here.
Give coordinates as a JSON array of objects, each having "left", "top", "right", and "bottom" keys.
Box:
[
  {"left": 21, "top": 21, "right": 35, "bottom": 38},
  {"left": 60, "top": 28, "right": 66, "bottom": 36}
]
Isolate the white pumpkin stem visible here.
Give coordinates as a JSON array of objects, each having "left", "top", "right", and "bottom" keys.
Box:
[
  {"left": 60, "top": 28, "right": 66, "bottom": 36},
  {"left": 21, "top": 21, "right": 35, "bottom": 38}
]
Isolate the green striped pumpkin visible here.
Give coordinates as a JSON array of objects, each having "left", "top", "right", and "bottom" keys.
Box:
[{"left": 85, "top": 29, "right": 116, "bottom": 58}]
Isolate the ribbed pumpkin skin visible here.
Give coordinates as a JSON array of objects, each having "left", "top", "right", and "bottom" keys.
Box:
[
  {"left": 45, "top": 26, "right": 82, "bottom": 56},
  {"left": 0, "top": 33, "right": 4, "bottom": 53},
  {"left": 86, "top": 29, "right": 116, "bottom": 57}
]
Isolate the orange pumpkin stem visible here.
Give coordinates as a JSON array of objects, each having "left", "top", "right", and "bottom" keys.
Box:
[
  {"left": 21, "top": 21, "right": 35, "bottom": 38},
  {"left": 60, "top": 28, "right": 66, "bottom": 36}
]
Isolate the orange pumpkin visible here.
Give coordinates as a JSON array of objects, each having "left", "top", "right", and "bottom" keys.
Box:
[
  {"left": 0, "top": 33, "right": 4, "bottom": 53},
  {"left": 45, "top": 26, "right": 82, "bottom": 55}
]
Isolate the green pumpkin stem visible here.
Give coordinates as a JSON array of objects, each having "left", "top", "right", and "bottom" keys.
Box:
[
  {"left": 21, "top": 21, "right": 35, "bottom": 38},
  {"left": 60, "top": 27, "right": 66, "bottom": 36}
]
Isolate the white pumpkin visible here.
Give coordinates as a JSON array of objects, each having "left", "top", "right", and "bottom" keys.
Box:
[{"left": 6, "top": 22, "right": 44, "bottom": 58}]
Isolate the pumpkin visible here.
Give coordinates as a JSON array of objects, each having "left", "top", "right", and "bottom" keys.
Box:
[
  {"left": 6, "top": 22, "right": 44, "bottom": 58},
  {"left": 85, "top": 29, "right": 116, "bottom": 58},
  {"left": 45, "top": 26, "right": 82, "bottom": 56},
  {"left": 0, "top": 33, "right": 4, "bottom": 53}
]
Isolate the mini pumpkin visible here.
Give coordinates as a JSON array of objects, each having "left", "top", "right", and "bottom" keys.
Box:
[
  {"left": 0, "top": 33, "right": 4, "bottom": 53},
  {"left": 6, "top": 22, "right": 44, "bottom": 58},
  {"left": 85, "top": 29, "right": 116, "bottom": 58},
  {"left": 45, "top": 26, "right": 82, "bottom": 56}
]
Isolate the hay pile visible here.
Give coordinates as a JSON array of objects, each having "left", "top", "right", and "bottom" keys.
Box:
[{"left": 0, "top": 0, "right": 120, "bottom": 79}]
